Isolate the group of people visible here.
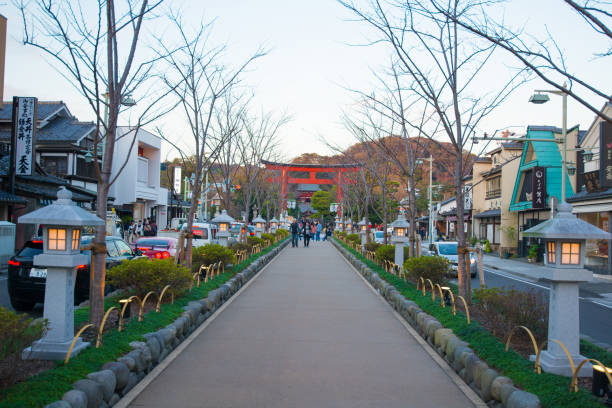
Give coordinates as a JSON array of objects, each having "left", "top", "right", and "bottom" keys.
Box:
[
  {"left": 290, "top": 219, "right": 334, "bottom": 248},
  {"left": 126, "top": 218, "right": 158, "bottom": 243}
]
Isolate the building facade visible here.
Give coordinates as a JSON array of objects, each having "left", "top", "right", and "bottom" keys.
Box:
[{"left": 109, "top": 127, "right": 168, "bottom": 228}]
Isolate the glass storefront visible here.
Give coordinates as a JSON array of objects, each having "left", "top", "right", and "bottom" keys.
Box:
[{"left": 577, "top": 211, "right": 610, "bottom": 274}]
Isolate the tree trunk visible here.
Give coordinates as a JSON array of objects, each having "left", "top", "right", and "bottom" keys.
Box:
[
  {"left": 90, "top": 187, "right": 108, "bottom": 329},
  {"left": 454, "top": 153, "right": 470, "bottom": 303}
]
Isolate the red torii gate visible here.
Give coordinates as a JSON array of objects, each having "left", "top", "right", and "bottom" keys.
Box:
[{"left": 262, "top": 160, "right": 361, "bottom": 217}]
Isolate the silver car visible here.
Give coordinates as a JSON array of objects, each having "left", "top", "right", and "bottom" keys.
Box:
[{"left": 422, "top": 241, "right": 477, "bottom": 277}]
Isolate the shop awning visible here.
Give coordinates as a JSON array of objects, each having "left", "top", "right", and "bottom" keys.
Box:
[
  {"left": 475, "top": 209, "right": 501, "bottom": 218},
  {"left": 571, "top": 202, "right": 612, "bottom": 213}
]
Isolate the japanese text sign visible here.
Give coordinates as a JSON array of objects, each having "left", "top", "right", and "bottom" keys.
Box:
[
  {"left": 12, "top": 97, "right": 37, "bottom": 176},
  {"left": 532, "top": 166, "right": 547, "bottom": 209}
]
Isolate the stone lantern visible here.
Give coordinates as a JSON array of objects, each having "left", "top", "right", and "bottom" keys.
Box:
[
  {"left": 523, "top": 202, "right": 610, "bottom": 376},
  {"left": 212, "top": 210, "right": 235, "bottom": 247},
  {"left": 270, "top": 217, "right": 279, "bottom": 233},
  {"left": 390, "top": 213, "right": 409, "bottom": 266},
  {"left": 253, "top": 214, "right": 266, "bottom": 238},
  {"left": 19, "top": 187, "right": 104, "bottom": 360},
  {"left": 335, "top": 217, "right": 342, "bottom": 232},
  {"left": 346, "top": 220, "right": 352, "bottom": 234},
  {"left": 358, "top": 217, "right": 368, "bottom": 246}
]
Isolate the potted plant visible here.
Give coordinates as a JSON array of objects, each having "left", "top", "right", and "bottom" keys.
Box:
[{"left": 528, "top": 244, "right": 539, "bottom": 263}]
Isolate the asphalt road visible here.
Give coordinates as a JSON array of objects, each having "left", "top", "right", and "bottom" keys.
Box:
[{"left": 451, "top": 268, "right": 612, "bottom": 346}]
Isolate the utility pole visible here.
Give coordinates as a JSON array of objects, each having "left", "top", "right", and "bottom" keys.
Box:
[{"left": 203, "top": 172, "right": 209, "bottom": 221}]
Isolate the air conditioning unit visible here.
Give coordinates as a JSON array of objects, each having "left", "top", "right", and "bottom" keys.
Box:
[{"left": 0, "top": 221, "right": 16, "bottom": 271}]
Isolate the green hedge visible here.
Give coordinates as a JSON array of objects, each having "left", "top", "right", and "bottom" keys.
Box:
[
  {"left": 335, "top": 238, "right": 604, "bottom": 408},
  {"left": 0, "top": 239, "right": 288, "bottom": 408}
]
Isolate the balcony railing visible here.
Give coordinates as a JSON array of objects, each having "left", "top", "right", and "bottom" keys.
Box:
[{"left": 485, "top": 189, "right": 501, "bottom": 199}]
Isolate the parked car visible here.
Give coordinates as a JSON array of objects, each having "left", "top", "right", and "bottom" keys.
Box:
[
  {"left": 132, "top": 237, "right": 177, "bottom": 259},
  {"left": 182, "top": 222, "right": 219, "bottom": 247},
  {"left": 7, "top": 236, "right": 140, "bottom": 311},
  {"left": 373, "top": 230, "right": 385, "bottom": 244},
  {"left": 421, "top": 241, "right": 477, "bottom": 277},
  {"left": 247, "top": 225, "right": 255, "bottom": 236}
]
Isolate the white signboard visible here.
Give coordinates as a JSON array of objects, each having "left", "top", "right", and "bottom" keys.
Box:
[
  {"left": 13, "top": 97, "right": 37, "bottom": 176},
  {"left": 173, "top": 167, "right": 182, "bottom": 193}
]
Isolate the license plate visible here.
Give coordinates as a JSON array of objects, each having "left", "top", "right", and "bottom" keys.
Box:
[{"left": 30, "top": 268, "right": 47, "bottom": 278}]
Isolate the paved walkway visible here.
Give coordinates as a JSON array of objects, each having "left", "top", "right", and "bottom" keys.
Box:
[{"left": 129, "top": 242, "right": 478, "bottom": 408}]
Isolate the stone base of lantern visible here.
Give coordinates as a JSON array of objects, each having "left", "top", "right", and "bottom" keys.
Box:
[
  {"left": 535, "top": 350, "right": 592, "bottom": 377},
  {"left": 23, "top": 337, "right": 90, "bottom": 361}
]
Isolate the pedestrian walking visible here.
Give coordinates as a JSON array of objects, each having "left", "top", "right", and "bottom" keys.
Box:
[
  {"left": 290, "top": 220, "right": 299, "bottom": 247},
  {"left": 310, "top": 223, "right": 317, "bottom": 243},
  {"left": 303, "top": 222, "right": 311, "bottom": 247},
  {"left": 136, "top": 219, "right": 143, "bottom": 238},
  {"left": 127, "top": 220, "right": 136, "bottom": 243},
  {"left": 316, "top": 222, "right": 322, "bottom": 241}
]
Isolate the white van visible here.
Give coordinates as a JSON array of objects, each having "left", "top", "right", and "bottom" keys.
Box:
[{"left": 182, "top": 222, "right": 219, "bottom": 247}]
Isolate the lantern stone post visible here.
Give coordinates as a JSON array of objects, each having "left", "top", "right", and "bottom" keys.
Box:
[
  {"left": 523, "top": 202, "right": 610, "bottom": 376},
  {"left": 358, "top": 217, "right": 367, "bottom": 248},
  {"left": 253, "top": 214, "right": 266, "bottom": 238},
  {"left": 390, "top": 214, "right": 409, "bottom": 266},
  {"left": 212, "top": 210, "right": 235, "bottom": 247},
  {"left": 19, "top": 187, "right": 104, "bottom": 360},
  {"left": 270, "top": 217, "right": 279, "bottom": 233}
]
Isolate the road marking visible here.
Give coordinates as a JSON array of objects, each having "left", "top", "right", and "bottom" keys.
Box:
[
  {"left": 116, "top": 244, "right": 288, "bottom": 408},
  {"left": 484, "top": 268, "right": 612, "bottom": 311}
]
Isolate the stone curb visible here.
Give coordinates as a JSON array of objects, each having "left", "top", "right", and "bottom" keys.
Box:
[
  {"left": 45, "top": 239, "right": 290, "bottom": 408},
  {"left": 331, "top": 239, "right": 542, "bottom": 408}
]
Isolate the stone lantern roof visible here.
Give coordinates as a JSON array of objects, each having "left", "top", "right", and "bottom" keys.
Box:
[
  {"left": 252, "top": 215, "right": 266, "bottom": 224},
  {"left": 390, "top": 214, "right": 409, "bottom": 229},
  {"left": 270, "top": 217, "right": 279, "bottom": 224},
  {"left": 18, "top": 187, "right": 104, "bottom": 227},
  {"left": 523, "top": 202, "right": 610, "bottom": 240},
  {"left": 357, "top": 217, "right": 367, "bottom": 226},
  {"left": 212, "top": 209, "right": 235, "bottom": 224}
]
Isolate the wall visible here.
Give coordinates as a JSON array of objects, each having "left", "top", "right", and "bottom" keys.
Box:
[{"left": 500, "top": 147, "right": 522, "bottom": 253}]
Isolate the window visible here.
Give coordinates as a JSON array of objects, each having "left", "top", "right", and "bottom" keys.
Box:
[
  {"left": 561, "top": 242, "right": 580, "bottom": 265},
  {"left": 41, "top": 156, "right": 68, "bottom": 176},
  {"left": 486, "top": 176, "right": 501, "bottom": 199},
  {"left": 71, "top": 229, "right": 81, "bottom": 250},
  {"left": 106, "top": 240, "right": 120, "bottom": 257},
  {"left": 48, "top": 228, "right": 66, "bottom": 251},
  {"left": 547, "top": 241, "right": 556, "bottom": 264},
  {"left": 114, "top": 240, "right": 133, "bottom": 257},
  {"left": 76, "top": 157, "right": 97, "bottom": 179}
]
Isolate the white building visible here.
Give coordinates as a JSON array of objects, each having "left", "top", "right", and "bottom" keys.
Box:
[{"left": 109, "top": 127, "right": 168, "bottom": 228}]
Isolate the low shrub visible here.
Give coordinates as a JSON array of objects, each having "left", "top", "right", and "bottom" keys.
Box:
[
  {"left": 473, "top": 286, "right": 548, "bottom": 342},
  {"left": 260, "top": 233, "right": 275, "bottom": 243},
  {"left": 469, "top": 236, "right": 478, "bottom": 246},
  {"left": 247, "top": 236, "right": 265, "bottom": 247},
  {"left": 107, "top": 258, "right": 192, "bottom": 299},
  {"left": 192, "top": 244, "right": 236, "bottom": 272},
  {"left": 375, "top": 244, "right": 409, "bottom": 263},
  {"left": 364, "top": 242, "right": 381, "bottom": 252},
  {"left": 275, "top": 229, "right": 289, "bottom": 238},
  {"left": 0, "top": 307, "right": 48, "bottom": 388},
  {"left": 403, "top": 255, "right": 449, "bottom": 285},
  {"left": 229, "top": 242, "right": 250, "bottom": 253},
  {"left": 346, "top": 233, "right": 360, "bottom": 244}
]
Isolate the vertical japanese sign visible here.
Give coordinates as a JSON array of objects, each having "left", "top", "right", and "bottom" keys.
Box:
[
  {"left": 173, "top": 166, "right": 182, "bottom": 193},
  {"left": 11, "top": 97, "right": 37, "bottom": 176},
  {"left": 600, "top": 121, "right": 612, "bottom": 188},
  {"left": 532, "top": 166, "right": 547, "bottom": 209}
]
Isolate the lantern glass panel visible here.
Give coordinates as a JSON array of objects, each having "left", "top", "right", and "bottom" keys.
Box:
[
  {"left": 71, "top": 229, "right": 81, "bottom": 250},
  {"left": 561, "top": 242, "right": 580, "bottom": 265},
  {"left": 546, "top": 241, "right": 555, "bottom": 264},
  {"left": 396, "top": 227, "right": 405, "bottom": 237},
  {"left": 48, "top": 228, "right": 67, "bottom": 251},
  {"left": 220, "top": 223, "right": 228, "bottom": 232}
]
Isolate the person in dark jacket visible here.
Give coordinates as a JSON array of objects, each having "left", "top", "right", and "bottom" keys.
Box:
[
  {"left": 290, "top": 221, "right": 299, "bottom": 247},
  {"left": 303, "top": 221, "right": 311, "bottom": 247}
]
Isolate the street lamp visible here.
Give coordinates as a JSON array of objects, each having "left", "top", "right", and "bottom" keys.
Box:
[
  {"left": 529, "top": 85, "right": 568, "bottom": 203},
  {"left": 417, "top": 155, "right": 434, "bottom": 244}
]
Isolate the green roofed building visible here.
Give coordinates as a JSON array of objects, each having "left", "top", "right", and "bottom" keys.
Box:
[{"left": 510, "top": 125, "right": 581, "bottom": 257}]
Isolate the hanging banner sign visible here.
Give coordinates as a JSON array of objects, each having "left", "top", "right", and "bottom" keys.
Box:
[
  {"left": 12, "top": 97, "right": 37, "bottom": 176},
  {"left": 600, "top": 122, "right": 612, "bottom": 188},
  {"left": 532, "top": 166, "right": 547, "bottom": 209},
  {"left": 173, "top": 166, "right": 182, "bottom": 193}
]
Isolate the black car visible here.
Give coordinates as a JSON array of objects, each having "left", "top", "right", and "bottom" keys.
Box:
[{"left": 7, "top": 236, "right": 139, "bottom": 311}]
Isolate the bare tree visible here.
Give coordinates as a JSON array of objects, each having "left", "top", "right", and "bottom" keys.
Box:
[
  {"left": 445, "top": 0, "right": 611, "bottom": 122},
  {"left": 17, "top": 0, "right": 178, "bottom": 326},
  {"left": 236, "top": 110, "right": 288, "bottom": 233},
  {"left": 339, "top": 0, "right": 527, "bottom": 301},
  {"left": 156, "top": 15, "right": 266, "bottom": 266}
]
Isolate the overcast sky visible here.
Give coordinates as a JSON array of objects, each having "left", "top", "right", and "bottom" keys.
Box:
[{"left": 2, "top": 0, "right": 610, "bottom": 160}]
